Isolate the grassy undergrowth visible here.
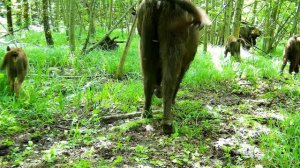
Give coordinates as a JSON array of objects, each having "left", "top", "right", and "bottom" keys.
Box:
[
  {"left": 261, "top": 114, "right": 300, "bottom": 167},
  {"left": 0, "top": 30, "right": 300, "bottom": 167}
]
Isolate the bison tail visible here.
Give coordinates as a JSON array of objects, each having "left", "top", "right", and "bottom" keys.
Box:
[{"left": 172, "top": 0, "right": 211, "bottom": 26}]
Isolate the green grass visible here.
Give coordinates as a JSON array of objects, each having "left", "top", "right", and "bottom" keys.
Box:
[{"left": 261, "top": 114, "right": 300, "bottom": 167}]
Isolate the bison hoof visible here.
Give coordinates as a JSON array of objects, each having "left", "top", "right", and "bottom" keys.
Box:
[
  {"left": 163, "top": 123, "right": 174, "bottom": 135},
  {"left": 142, "top": 111, "right": 153, "bottom": 118}
]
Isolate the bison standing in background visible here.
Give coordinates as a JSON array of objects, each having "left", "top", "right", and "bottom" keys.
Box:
[
  {"left": 137, "top": 0, "right": 211, "bottom": 134},
  {"left": 240, "top": 25, "right": 262, "bottom": 50},
  {"left": 224, "top": 35, "right": 246, "bottom": 61},
  {"left": 1, "top": 46, "right": 28, "bottom": 97},
  {"left": 280, "top": 35, "right": 300, "bottom": 75}
]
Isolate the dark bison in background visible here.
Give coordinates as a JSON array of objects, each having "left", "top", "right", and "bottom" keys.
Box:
[
  {"left": 137, "top": 0, "right": 211, "bottom": 134},
  {"left": 239, "top": 25, "right": 262, "bottom": 50},
  {"left": 280, "top": 35, "right": 300, "bottom": 75}
]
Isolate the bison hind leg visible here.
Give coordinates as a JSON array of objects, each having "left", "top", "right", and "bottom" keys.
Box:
[
  {"left": 142, "top": 73, "right": 157, "bottom": 118},
  {"left": 289, "top": 60, "right": 297, "bottom": 74}
]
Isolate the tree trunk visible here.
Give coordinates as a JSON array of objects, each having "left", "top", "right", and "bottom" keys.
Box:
[
  {"left": 262, "top": 1, "right": 271, "bottom": 51},
  {"left": 48, "top": 0, "right": 55, "bottom": 30},
  {"left": 69, "top": 0, "right": 76, "bottom": 54},
  {"left": 266, "top": 0, "right": 280, "bottom": 52},
  {"left": 291, "top": 0, "right": 300, "bottom": 36},
  {"left": 108, "top": 0, "right": 113, "bottom": 30},
  {"left": 83, "top": 0, "right": 96, "bottom": 37},
  {"left": 209, "top": 0, "right": 215, "bottom": 44},
  {"left": 31, "top": 0, "right": 40, "bottom": 24},
  {"left": 63, "top": 0, "right": 70, "bottom": 39},
  {"left": 233, "top": 0, "right": 244, "bottom": 37},
  {"left": 6, "top": 0, "right": 14, "bottom": 35},
  {"left": 23, "top": 0, "right": 30, "bottom": 29},
  {"left": 54, "top": 0, "right": 60, "bottom": 31},
  {"left": 116, "top": 15, "right": 138, "bottom": 78},
  {"left": 263, "top": 0, "right": 281, "bottom": 52},
  {"left": 82, "top": 0, "right": 96, "bottom": 53},
  {"left": 42, "top": 0, "right": 54, "bottom": 46},
  {"left": 251, "top": 0, "right": 258, "bottom": 25},
  {"left": 223, "top": 0, "right": 233, "bottom": 45},
  {"left": 76, "top": 3, "right": 84, "bottom": 41},
  {"left": 16, "top": 0, "right": 22, "bottom": 27},
  {"left": 203, "top": 0, "right": 209, "bottom": 52}
]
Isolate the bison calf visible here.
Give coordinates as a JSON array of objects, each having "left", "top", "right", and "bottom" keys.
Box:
[
  {"left": 224, "top": 35, "right": 246, "bottom": 61},
  {"left": 240, "top": 25, "right": 262, "bottom": 50},
  {"left": 137, "top": 0, "right": 211, "bottom": 134},
  {"left": 1, "top": 46, "right": 28, "bottom": 97},
  {"left": 280, "top": 35, "right": 300, "bottom": 75}
]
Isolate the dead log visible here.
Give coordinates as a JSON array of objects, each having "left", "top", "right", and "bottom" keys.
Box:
[
  {"left": 83, "top": 3, "right": 137, "bottom": 54},
  {"left": 92, "top": 36, "right": 120, "bottom": 50}
]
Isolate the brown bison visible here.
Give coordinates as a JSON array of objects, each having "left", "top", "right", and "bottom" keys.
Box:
[
  {"left": 224, "top": 35, "right": 246, "bottom": 61},
  {"left": 280, "top": 35, "right": 300, "bottom": 74},
  {"left": 137, "top": 0, "right": 211, "bottom": 134},
  {"left": 240, "top": 25, "right": 262, "bottom": 50},
  {"left": 1, "top": 46, "right": 28, "bottom": 97}
]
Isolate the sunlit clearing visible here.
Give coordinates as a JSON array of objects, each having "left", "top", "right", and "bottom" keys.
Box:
[
  {"left": 241, "top": 47, "right": 255, "bottom": 60},
  {"left": 207, "top": 45, "right": 224, "bottom": 72},
  {"left": 207, "top": 45, "right": 257, "bottom": 72}
]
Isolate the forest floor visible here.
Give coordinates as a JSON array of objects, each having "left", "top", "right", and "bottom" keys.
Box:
[{"left": 1, "top": 31, "right": 300, "bottom": 167}]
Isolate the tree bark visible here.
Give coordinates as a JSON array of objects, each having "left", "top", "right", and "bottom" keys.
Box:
[
  {"left": 23, "top": 0, "right": 30, "bottom": 29},
  {"left": 82, "top": 0, "right": 96, "bottom": 53},
  {"left": 6, "top": 0, "right": 14, "bottom": 35},
  {"left": 223, "top": 0, "right": 233, "bottom": 45},
  {"left": 116, "top": 14, "right": 138, "bottom": 78},
  {"left": 83, "top": 0, "right": 96, "bottom": 37},
  {"left": 263, "top": 0, "right": 281, "bottom": 52},
  {"left": 48, "top": 0, "right": 55, "bottom": 30},
  {"left": 291, "top": 0, "right": 300, "bottom": 36},
  {"left": 69, "top": 0, "right": 76, "bottom": 54},
  {"left": 251, "top": 0, "right": 258, "bottom": 25},
  {"left": 108, "top": 0, "right": 113, "bottom": 30},
  {"left": 209, "top": 0, "right": 215, "bottom": 44},
  {"left": 233, "top": 0, "right": 244, "bottom": 37},
  {"left": 266, "top": 0, "right": 280, "bottom": 52},
  {"left": 42, "top": 0, "right": 54, "bottom": 46},
  {"left": 54, "top": 0, "right": 60, "bottom": 31},
  {"left": 31, "top": 0, "right": 40, "bottom": 23},
  {"left": 203, "top": 0, "right": 209, "bottom": 52},
  {"left": 262, "top": 0, "right": 271, "bottom": 51},
  {"left": 16, "top": 0, "right": 22, "bottom": 27}
]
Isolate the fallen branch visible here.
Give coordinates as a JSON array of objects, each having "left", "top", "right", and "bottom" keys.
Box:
[
  {"left": 28, "top": 74, "right": 105, "bottom": 79},
  {"left": 0, "top": 27, "right": 28, "bottom": 38},
  {"left": 252, "top": 45, "right": 273, "bottom": 57},
  {"left": 115, "top": 40, "right": 126, "bottom": 43},
  {"left": 28, "top": 72, "right": 141, "bottom": 79},
  {"left": 101, "top": 110, "right": 162, "bottom": 124}
]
